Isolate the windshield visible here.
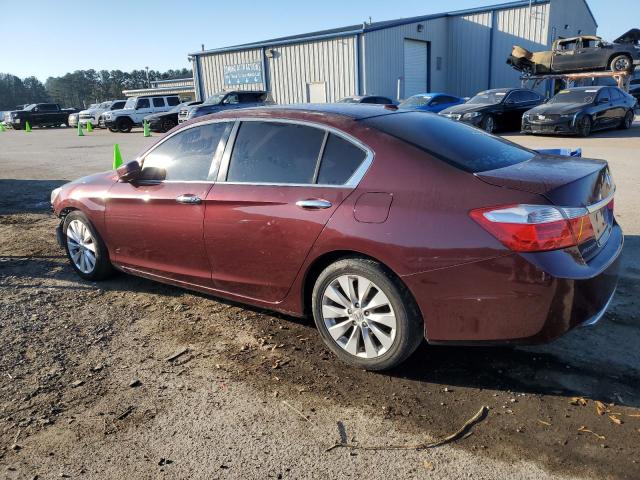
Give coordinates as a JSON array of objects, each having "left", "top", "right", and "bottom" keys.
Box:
[
  {"left": 548, "top": 89, "right": 598, "bottom": 104},
  {"left": 23, "top": 104, "right": 36, "bottom": 111},
  {"left": 338, "top": 97, "right": 361, "bottom": 103},
  {"left": 99, "top": 102, "right": 111, "bottom": 109},
  {"left": 204, "top": 93, "right": 226, "bottom": 105},
  {"left": 400, "top": 95, "right": 432, "bottom": 107},
  {"left": 467, "top": 91, "right": 508, "bottom": 105},
  {"left": 124, "top": 98, "right": 136, "bottom": 109}
]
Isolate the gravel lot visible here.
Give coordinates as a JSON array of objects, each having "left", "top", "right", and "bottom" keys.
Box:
[{"left": 1, "top": 125, "right": 639, "bottom": 479}]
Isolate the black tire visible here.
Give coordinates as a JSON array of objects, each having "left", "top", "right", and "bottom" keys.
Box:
[
  {"left": 619, "top": 110, "right": 634, "bottom": 130},
  {"left": 161, "top": 118, "right": 177, "bottom": 132},
  {"left": 116, "top": 117, "right": 133, "bottom": 133},
  {"left": 610, "top": 55, "right": 632, "bottom": 73},
  {"left": 108, "top": 127, "right": 118, "bottom": 133},
  {"left": 311, "top": 258, "right": 423, "bottom": 371},
  {"left": 62, "top": 211, "right": 113, "bottom": 281},
  {"left": 576, "top": 115, "right": 592, "bottom": 137},
  {"left": 481, "top": 115, "right": 495, "bottom": 134}
]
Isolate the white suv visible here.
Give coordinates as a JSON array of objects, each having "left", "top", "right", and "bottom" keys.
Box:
[
  {"left": 78, "top": 100, "right": 126, "bottom": 128},
  {"left": 103, "top": 95, "right": 181, "bottom": 132}
]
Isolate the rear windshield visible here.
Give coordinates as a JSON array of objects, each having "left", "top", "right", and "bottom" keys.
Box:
[{"left": 362, "top": 112, "right": 534, "bottom": 173}]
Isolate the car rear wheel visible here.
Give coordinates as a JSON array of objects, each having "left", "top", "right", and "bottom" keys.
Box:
[
  {"left": 117, "top": 117, "right": 133, "bottom": 133},
  {"left": 576, "top": 116, "right": 592, "bottom": 137},
  {"left": 108, "top": 127, "right": 118, "bottom": 133},
  {"left": 610, "top": 55, "right": 632, "bottom": 72},
  {"left": 312, "top": 258, "right": 423, "bottom": 371},
  {"left": 481, "top": 115, "right": 495, "bottom": 134},
  {"left": 620, "top": 110, "right": 634, "bottom": 129},
  {"left": 63, "top": 211, "right": 113, "bottom": 281}
]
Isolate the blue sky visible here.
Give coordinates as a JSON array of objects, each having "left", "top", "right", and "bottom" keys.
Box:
[{"left": 0, "top": 0, "right": 637, "bottom": 80}]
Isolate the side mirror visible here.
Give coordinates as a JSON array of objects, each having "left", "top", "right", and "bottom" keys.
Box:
[{"left": 116, "top": 160, "right": 142, "bottom": 182}]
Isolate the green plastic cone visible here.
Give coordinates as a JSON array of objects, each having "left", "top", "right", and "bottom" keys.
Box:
[
  {"left": 113, "top": 144, "right": 123, "bottom": 169},
  {"left": 77, "top": 123, "right": 84, "bottom": 136},
  {"left": 86, "top": 121, "right": 93, "bottom": 132},
  {"left": 25, "top": 121, "right": 31, "bottom": 132},
  {"left": 143, "top": 120, "right": 151, "bottom": 137},
  {"left": 0, "top": 123, "right": 5, "bottom": 132}
]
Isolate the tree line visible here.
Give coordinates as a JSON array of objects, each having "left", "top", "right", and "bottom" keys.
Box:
[{"left": 0, "top": 68, "right": 192, "bottom": 111}]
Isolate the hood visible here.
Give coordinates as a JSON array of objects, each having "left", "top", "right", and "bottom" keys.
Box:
[
  {"left": 440, "top": 103, "right": 491, "bottom": 115},
  {"left": 526, "top": 102, "right": 586, "bottom": 115},
  {"left": 614, "top": 28, "right": 640, "bottom": 44}
]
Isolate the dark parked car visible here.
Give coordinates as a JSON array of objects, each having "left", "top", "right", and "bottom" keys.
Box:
[
  {"left": 338, "top": 95, "right": 395, "bottom": 105},
  {"left": 439, "top": 88, "right": 543, "bottom": 133},
  {"left": 145, "top": 101, "right": 203, "bottom": 133},
  {"left": 398, "top": 92, "right": 465, "bottom": 113},
  {"left": 508, "top": 29, "right": 640, "bottom": 75},
  {"left": 522, "top": 86, "right": 636, "bottom": 136},
  {"left": 629, "top": 78, "right": 640, "bottom": 106},
  {"left": 5, "top": 103, "right": 73, "bottom": 129},
  {"left": 51, "top": 104, "right": 621, "bottom": 371},
  {"left": 178, "top": 91, "right": 273, "bottom": 123}
]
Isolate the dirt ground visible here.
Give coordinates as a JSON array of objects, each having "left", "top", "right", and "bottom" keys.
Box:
[{"left": 1, "top": 125, "right": 639, "bottom": 480}]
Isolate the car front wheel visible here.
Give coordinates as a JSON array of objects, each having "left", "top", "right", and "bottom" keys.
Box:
[
  {"left": 117, "top": 117, "right": 133, "bottom": 133},
  {"left": 481, "top": 115, "right": 495, "bottom": 134},
  {"left": 312, "top": 258, "right": 423, "bottom": 371},
  {"left": 576, "top": 116, "right": 592, "bottom": 137},
  {"left": 63, "top": 211, "right": 113, "bottom": 281}
]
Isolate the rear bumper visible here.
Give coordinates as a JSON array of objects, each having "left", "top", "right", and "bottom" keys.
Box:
[{"left": 405, "top": 224, "right": 623, "bottom": 345}]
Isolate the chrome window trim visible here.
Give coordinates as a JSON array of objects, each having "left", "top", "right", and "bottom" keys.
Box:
[{"left": 216, "top": 117, "right": 374, "bottom": 188}]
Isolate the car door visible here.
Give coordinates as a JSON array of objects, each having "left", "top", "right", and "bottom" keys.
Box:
[
  {"left": 592, "top": 89, "right": 613, "bottom": 128},
  {"left": 574, "top": 38, "right": 605, "bottom": 70},
  {"left": 551, "top": 39, "right": 580, "bottom": 72},
  {"left": 105, "top": 121, "right": 233, "bottom": 285},
  {"left": 203, "top": 119, "right": 371, "bottom": 303},
  {"left": 133, "top": 98, "right": 153, "bottom": 123},
  {"left": 502, "top": 91, "right": 529, "bottom": 129},
  {"left": 151, "top": 97, "right": 166, "bottom": 114},
  {"left": 608, "top": 88, "right": 626, "bottom": 124}
]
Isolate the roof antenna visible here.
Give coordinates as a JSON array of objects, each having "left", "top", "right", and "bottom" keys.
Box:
[{"left": 201, "top": 44, "right": 205, "bottom": 51}]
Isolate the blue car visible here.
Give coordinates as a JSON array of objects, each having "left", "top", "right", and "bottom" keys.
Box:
[{"left": 398, "top": 93, "right": 465, "bottom": 113}]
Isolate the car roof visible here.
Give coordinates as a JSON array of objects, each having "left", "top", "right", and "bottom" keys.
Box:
[
  {"left": 258, "top": 103, "right": 399, "bottom": 119},
  {"left": 560, "top": 86, "right": 607, "bottom": 92}
]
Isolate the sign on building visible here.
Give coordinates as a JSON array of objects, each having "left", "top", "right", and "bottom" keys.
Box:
[{"left": 223, "top": 62, "right": 263, "bottom": 85}]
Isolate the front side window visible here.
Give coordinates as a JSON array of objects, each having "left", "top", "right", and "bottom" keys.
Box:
[
  {"left": 111, "top": 101, "right": 125, "bottom": 110},
  {"left": 227, "top": 122, "right": 325, "bottom": 184},
  {"left": 141, "top": 122, "right": 232, "bottom": 181},
  {"left": 152, "top": 97, "right": 165, "bottom": 107},
  {"left": 223, "top": 94, "right": 239, "bottom": 105},
  {"left": 317, "top": 134, "right": 367, "bottom": 185},
  {"left": 136, "top": 98, "right": 150, "bottom": 109}
]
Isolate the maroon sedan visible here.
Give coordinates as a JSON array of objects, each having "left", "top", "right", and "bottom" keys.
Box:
[{"left": 51, "top": 104, "right": 622, "bottom": 371}]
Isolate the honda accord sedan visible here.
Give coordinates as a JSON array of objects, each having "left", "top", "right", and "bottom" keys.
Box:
[
  {"left": 522, "top": 86, "right": 636, "bottom": 136},
  {"left": 51, "top": 104, "right": 622, "bottom": 371}
]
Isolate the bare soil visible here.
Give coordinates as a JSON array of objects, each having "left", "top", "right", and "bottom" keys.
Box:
[{"left": 1, "top": 127, "right": 639, "bottom": 479}]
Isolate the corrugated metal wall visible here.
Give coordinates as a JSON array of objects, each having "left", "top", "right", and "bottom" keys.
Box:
[
  {"left": 196, "top": 36, "right": 357, "bottom": 104},
  {"left": 447, "top": 13, "right": 493, "bottom": 97},
  {"left": 490, "top": 3, "right": 550, "bottom": 91},
  {"left": 363, "top": 18, "right": 448, "bottom": 100},
  {"left": 198, "top": 48, "right": 266, "bottom": 100},
  {"left": 548, "top": 0, "right": 597, "bottom": 42},
  {"left": 266, "top": 36, "right": 357, "bottom": 104}
]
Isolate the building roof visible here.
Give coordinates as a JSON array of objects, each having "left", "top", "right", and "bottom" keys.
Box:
[{"left": 191, "top": 0, "right": 576, "bottom": 57}]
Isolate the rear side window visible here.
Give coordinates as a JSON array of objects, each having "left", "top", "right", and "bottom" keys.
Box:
[
  {"left": 362, "top": 112, "right": 534, "bottom": 173},
  {"left": 227, "top": 122, "right": 325, "bottom": 184},
  {"left": 167, "top": 97, "right": 180, "bottom": 106},
  {"left": 152, "top": 97, "right": 165, "bottom": 107},
  {"left": 317, "top": 134, "right": 367, "bottom": 185},
  {"left": 141, "top": 122, "right": 232, "bottom": 181}
]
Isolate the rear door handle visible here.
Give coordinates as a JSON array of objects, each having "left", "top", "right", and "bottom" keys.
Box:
[
  {"left": 176, "top": 194, "right": 202, "bottom": 205},
  {"left": 295, "top": 199, "right": 332, "bottom": 210}
]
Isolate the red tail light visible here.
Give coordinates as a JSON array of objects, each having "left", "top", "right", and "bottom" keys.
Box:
[{"left": 469, "top": 203, "right": 608, "bottom": 252}]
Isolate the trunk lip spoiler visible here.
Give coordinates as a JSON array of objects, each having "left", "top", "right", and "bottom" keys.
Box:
[{"left": 585, "top": 188, "right": 615, "bottom": 214}]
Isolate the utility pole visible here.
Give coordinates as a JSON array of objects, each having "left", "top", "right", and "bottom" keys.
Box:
[{"left": 145, "top": 66, "right": 150, "bottom": 88}]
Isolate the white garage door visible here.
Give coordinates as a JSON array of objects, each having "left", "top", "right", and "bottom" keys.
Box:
[{"left": 403, "top": 39, "right": 428, "bottom": 98}]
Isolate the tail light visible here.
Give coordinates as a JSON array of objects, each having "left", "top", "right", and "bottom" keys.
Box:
[{"left": 469, "top": 202, "right": 612, "bottom": 252}]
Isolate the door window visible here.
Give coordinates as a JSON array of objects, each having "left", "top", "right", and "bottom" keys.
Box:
[
  {"left": 223, "top": 94, "right": 239, "bottom": 105},
  {"left": 167, "top": 97, "right": 180, "bottom": 106},
  {"left": 141, "top": 122, "right": 232, "bottom": 181},
  {"left": 152, "top": 97, "right": 165, "bottom": 107},
  {"left": 317, "top": 134, "right": 367, "bottom": 185},
  {"left": 136, "top": 98, "right": 150, "bottom": 109},
  {"left": 226, "top": 122, "right": 325, "bottom": 184},
  {"left": 596, "top": 90, "right": 610, "bottom": 103}
]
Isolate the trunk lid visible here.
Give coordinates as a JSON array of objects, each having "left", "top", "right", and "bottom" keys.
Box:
[{"left": 476, "top": 154, "right": 615, "bottom": 260}]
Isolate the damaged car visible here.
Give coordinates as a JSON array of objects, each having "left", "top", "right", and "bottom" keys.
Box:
[{"left": 508, "top": 29, "right": 640, "bottom": 75}]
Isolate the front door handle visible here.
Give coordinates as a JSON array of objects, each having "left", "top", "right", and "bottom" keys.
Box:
[
  {"left": 176, "top": 194, "right": 202, "bottom": 205},
  {"left": 295, "top": 199, "right": 332, "bottom": 210}
]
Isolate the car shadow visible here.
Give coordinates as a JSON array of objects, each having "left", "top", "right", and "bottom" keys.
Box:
[{"left": 507, "top": 123, "right": 640, "bottom": 139}]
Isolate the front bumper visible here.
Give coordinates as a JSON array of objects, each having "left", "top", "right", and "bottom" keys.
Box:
[
  {"left": 440, "top": 114, "right": 484, "bottom": 127},
  {"left": 405, "top": 223, "right": 623, "bottom": 344},
  {"left": 103, "top": 118, "right": 117, "bottom": 129},
  {"left": 522, "top": 117, "right": 577, "bottom": 135}
]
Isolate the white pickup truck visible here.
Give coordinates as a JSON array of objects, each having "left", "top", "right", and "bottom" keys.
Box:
[
  {"left": 77, "top": 100, "right": 126, "bottom": 128},
  {"left": 102, "top": 95, "right": 181, "bottom": 132}
]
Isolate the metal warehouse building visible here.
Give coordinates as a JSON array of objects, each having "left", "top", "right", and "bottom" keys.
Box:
[
  {"left": 122, "top": 78, "right": 195, "bottom": 100},
  {"left": 190, "top": 0, "right": 597, "bottom": 103}
]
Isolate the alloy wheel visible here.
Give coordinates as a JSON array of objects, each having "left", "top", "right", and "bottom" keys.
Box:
[
  {"left": 321, "top": 275, "right": 397, "bottom": 358},
  {"left": 66, "top": 219, "right": 97, "bottom": 274},
  {"left": 614, "top": 57, "right": 630, "bottom": 71},
  {"left": 483, "top": 116, "right": 494, "bottom": 133}
]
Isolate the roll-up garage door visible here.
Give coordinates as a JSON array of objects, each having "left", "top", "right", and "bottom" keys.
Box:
[{"left": 403, "top": 39, "right": 428, "bottom": 98}]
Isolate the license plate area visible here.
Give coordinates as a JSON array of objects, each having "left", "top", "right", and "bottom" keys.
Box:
[{"left": 589, "top": 206, "right": 612, "bottom": 247}]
